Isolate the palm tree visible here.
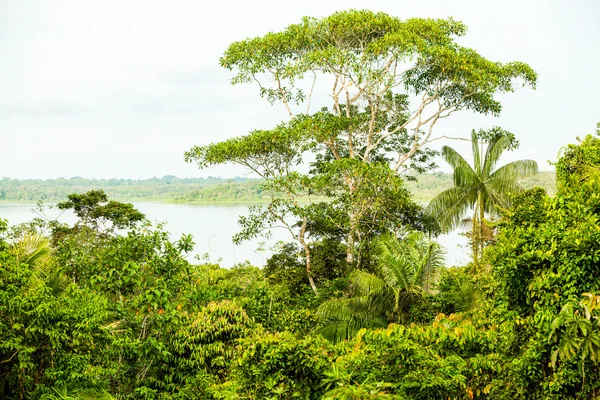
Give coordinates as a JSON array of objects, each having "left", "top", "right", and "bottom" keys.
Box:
[
  {"left": 317, "top": 232, "right": 445, "bottom": 342},
  {"left": 426, "top": 130, "right": 538, "bottom": 262}
]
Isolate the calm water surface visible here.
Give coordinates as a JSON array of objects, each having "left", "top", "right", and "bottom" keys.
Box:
[{"left": 0, "top": 202, "right": 470, "bottom": 267}]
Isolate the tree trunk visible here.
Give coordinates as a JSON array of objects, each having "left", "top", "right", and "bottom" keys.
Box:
[
  {"left": 346, "top": 213, "right": 357, "bottom": 267},
  {"left": 298, "top": 216, "right": 318, "bottom": 296},
  {"left": 346, "top": 231, "right": 355, "bottom": 265},
  {"left": 472, "top": 206, "right": 479, "bottom": 264},
  {"left": 355, "top": 231, "right": 363, "bottom": 269},
  {"left": 478, "top": 191, "right": 485, "bottom": 260}
]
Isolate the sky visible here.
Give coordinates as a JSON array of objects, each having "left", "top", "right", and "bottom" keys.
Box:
[{"left": 1, "top": 0, "right": 599, "bottom": 179}]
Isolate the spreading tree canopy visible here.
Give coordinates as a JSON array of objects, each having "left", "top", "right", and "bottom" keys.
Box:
[{"left": 185, "top": 10, "right": 537, "bottom": 294}]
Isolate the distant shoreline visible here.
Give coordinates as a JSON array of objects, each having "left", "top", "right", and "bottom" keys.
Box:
[{"left": 0, "top": 171, "right": 556, "bottom": 204}]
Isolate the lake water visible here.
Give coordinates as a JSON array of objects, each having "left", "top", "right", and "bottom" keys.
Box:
[{"left": 0, "top": 202, "right": 470, "bottom": 267}]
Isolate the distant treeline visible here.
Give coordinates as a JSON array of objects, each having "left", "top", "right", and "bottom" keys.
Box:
[
  {"left": 0, "top": 176, "right": 261, "bottom": 202},
  {"left": 0, "top": 171, "right": 556, "bottom": 203}
]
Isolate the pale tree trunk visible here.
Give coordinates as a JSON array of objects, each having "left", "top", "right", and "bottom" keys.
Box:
[
  {"left": 355, "top": 231, "right": 363, "bottom": 269},
  {"left": 345, "top": 231, "right": 355, "bottom": 265},
  {"left": 298, "top": 216, "right": 318, "bottom": 296},
  {"left": 346, "top": 212, "right": 357, "bottom": 267}
]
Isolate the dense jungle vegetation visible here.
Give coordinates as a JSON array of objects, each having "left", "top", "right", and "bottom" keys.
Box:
[{"left": 2, "top": 9, "right": 599, "bottom": 400}]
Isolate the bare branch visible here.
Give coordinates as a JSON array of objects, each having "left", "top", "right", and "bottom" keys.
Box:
[
  {"left": 428, "top": 135, "right": 472, "bottom": 143},
  {"left": 271, "top": 70, "right": 295, "bottom": 119},
  {"left": 305, "top": 71, "right": 317, "bottom": 114},
  {"left": 344, "top": 80, "right": 355, "bottom": 159},
  {"left": 332, "top": 74, "right": 342, "bottom": 116},
  {"left": 363, "top": 98, "right": 379, "bottom": 162}
]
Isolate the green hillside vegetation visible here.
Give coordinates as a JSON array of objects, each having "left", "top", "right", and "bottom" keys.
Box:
[
  {"left": 0, "top": 171, "right": 556, "bottom": 204},
  {"left": 0, "top": 176, "right": 260, "bottom": 203}
]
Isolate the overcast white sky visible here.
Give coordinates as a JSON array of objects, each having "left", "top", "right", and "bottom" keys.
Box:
[{"left": 1, "top": 0, "right": 599, "bottom": 179}]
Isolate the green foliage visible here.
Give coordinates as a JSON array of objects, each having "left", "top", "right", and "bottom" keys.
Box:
[
  {"left": 436, "top": 267, "right": 480, "bottom": 314},
  {"left": 485, "top": 135, "right": 600, "bottom": 397},
  {"left": 56, "top": 190, "right": 145, "bottom": 233},
  {"left": 225, "top": 332, "right": 333, "bottom": 399},
  {"left": 221, "top": 10, "right": 536, "bottom": 115},
  {"left": 0, "top": 251, "right": 114, "bottom": 398},
  {"left": 322, "top": 376, "right": 403, "bottom": 400},
  {"left": 0, "top": 218, "right": 9, "bottom": 250},
  {"left": 46, "top": 386, "right": 115, "bottom": 400},
  {"left": 317, "top": 232, "right": 445, "bottom": 342},
  {"left": 310, "top": 160, "right": 439, "bottom": 239},
  {"left": 491, "top": 183, "right": 600, "bottom": 317},
  {"left": 550, "top": 293, "right": 600, "bottom": 367},
  {"left": 556, "top": 129, "right": 600, "bottom": 190},
  {"left": 330, "top": 324, "right": 490, "bottom": 399},
  {"left": 263, "top": 240, "right": 348, "bottom": 300},
  {"left": 5, "top": 130, "right": 600, "bottom": 399},
  {"left": 136, "top": 301, "right": 259, "bottom": 397}
]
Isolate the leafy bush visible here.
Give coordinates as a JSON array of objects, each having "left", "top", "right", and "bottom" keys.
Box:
[{"left": 224, "top": 331, "right": 333, "bottom": 399}]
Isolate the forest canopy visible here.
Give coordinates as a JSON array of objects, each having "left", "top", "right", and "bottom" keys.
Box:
[{"left": 1, "top": 9, "right": 597, "bottom": 400}]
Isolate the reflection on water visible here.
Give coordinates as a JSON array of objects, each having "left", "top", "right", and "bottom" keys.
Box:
[{"left": 0, "top": 202, "right": 469, "bottom": 267}]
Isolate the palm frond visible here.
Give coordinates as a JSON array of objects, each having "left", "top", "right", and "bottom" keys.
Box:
[
  {"left": 453, "top": 166, "right": 481, "bottom": 187},
  {"left": 459, "top": 217, "right": 472, "bottom": 230},
  {"left": 316, "top": 321, "right": 359, "bottom": 344},
  {"left": 471, "top": 130, "right": 482, "bottom": 175},
  {"left": 581, "top": 165, "right": 600, "bottom": 184},
  {"left": 11, "top": 234, "right": 50, "bottom": 266},
  {"left": 453, "top": 276, "right": 480, "bottom": 313},
  {"left": 430, "top": 131, "right": 539, "bottom": 264},
  {"left": 483, "top": 134, "right": 513, "bottom": 177},
  {"left": 317, "top": 317, "right": 387, "bottom": 344},
  {"left": 397, "top": 288, "right": 425, "bottom": 311},
  {"left": 317, "top": 294, "right": 390, "bottom": 343},
  {"left": 484, "top": 178, "right": 526, "bottom": 212},
  {"left": 347, "top": 270, "right": 386, "bottom": 298},
  {"left": 375, "top": 236, "right": 417, "bottom": 291},
  {"left": 317, "top": 297, "right": 373, "bottom": 324},
  {"left": 33, "top": 262, "right": 70, "bottom": 296},
  {"left": 442, "top": 146, "right": 477, "bottom": 185},
  {"left": 50, "top": 385, "right": 115, "bottom": 400},
  {"left": 426, "top": 185, "right": 479, "bottom": 232},
  {"left": 490, "top": 159, "right": 539, "bottom": 181},
  {"left": 418, "top": 241, "right": 446, "bottom": 293},
  {"left": 318, "top": 232, "right": 444, "bottom": 342}
]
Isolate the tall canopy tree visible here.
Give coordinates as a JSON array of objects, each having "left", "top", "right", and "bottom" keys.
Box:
[
  {"left": 185, "top": 10, "right": 537, "bottom": 294},
  {"left": 426, "top": 128, "right": 538, "bottom": 262}
]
